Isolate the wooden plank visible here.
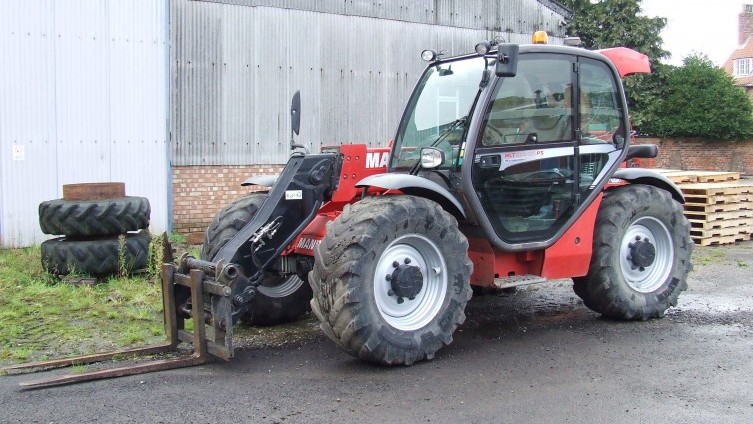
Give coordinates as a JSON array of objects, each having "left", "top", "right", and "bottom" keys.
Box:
[{"left": 689, "top": 217, "right": 753, "bottom": 230}]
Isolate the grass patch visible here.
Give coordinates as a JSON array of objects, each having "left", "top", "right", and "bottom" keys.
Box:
[
  {"left": 692, "top": 246, "right": 727, "bottom": 267},
  {"left": 0, "top": 247, "right": 165, "bottom": 364}
]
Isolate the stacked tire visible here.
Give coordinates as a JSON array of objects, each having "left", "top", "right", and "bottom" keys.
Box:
[{"left": 39, "top": 183, "right": 151, "bottom": 277}]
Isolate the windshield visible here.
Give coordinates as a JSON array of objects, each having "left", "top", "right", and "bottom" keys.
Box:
[{"left": 392, "top": 56, "right": 487, "bottom": 169}]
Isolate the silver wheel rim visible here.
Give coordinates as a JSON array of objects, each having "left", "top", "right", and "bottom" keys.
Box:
[
  {"left": 619, "top": 216, "right": 674, "bottom": 293},
  {"left": 373, "top": 234, "right": 448, "bottom": 331},
  {"left": 258, "top": 275, "right": 304, "bottom": 297}
]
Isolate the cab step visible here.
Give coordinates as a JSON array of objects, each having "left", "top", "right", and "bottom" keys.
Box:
[{"left": 493, "top": 274, "right": 547, "bottom": 290}]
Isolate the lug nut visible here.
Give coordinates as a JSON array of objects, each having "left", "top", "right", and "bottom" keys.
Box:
[
  {"left": 628, "top": 243, "right": 634, "bottom": 248},
  {"left": 397, "top": 297, "right": 404, "bottom": 304},
  {"left": 408, "top": 296, "right": 415, "bottom": 301},
  {"left": 404, "top": 258, "right": 411, "bottom": 264},
  {"left": 386, "top": 274, "right": 392, "bottom": 281},
  {"left": 635, "top": 235, "right": 641, "bottom": 241},
  {"left": 639, "top": 267, "right": 645, "bottom": 272},
  {"left": 387, "top": 289, "right": 394, "bottom": 296},
  {"left": 392, "top": 261, "right": 399, "bottom": 268}
]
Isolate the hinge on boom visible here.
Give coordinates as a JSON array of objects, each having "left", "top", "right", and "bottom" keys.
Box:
[{"left": 250, "top": 216, "right": 283, "bottom": 252}]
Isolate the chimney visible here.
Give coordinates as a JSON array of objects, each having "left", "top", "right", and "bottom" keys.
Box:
[{"left": 740, "top": 4, "right": 753, "bottom": 45}]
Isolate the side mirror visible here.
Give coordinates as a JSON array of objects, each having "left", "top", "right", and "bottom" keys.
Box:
[
  {"left": 495, "top": 44, "right": 519, "bottom": 77},
  {"left": 291, "top": 91, "right": 301, "bottom": 136}
]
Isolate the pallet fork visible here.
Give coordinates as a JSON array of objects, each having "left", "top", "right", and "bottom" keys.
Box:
[{"left": 1, "top": 258, "right": 236, "bottom": 389}]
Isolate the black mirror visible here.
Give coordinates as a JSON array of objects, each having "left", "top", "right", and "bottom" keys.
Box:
[
  {"left": 291, "top": 91, "right": 301, "bottom": 136},
  {"left": 495, "top": 44, "right": 519, "bottom": 77}
]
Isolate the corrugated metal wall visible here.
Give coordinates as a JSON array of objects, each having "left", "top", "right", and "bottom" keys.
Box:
[
  {"left": 0, "top": 0, "right": 169, "bottom": 247},
  {"left": 172, "top": 0, "right": 568, "bottom": 165}
]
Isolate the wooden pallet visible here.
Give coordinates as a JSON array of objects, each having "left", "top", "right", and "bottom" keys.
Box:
[
  {"left": 692, "top": 234, "right": 751, "bottom": 246},
  {"left": 683, "top": 209, "right": 753, "bottom": 222},
  {"left": 683, "top": 193, "right": 753, "bottom": 205},
  {"left": 690, "top": 225, "right": 753, "bottom": 239},
  {"left": 684, "top": 202, "right": 752, "bottom": 213},
  {"left": 689, "top": 217, "right": 753, "bottom": 230},
  {"left": 678, "top": 182, "right": 753, "bottom": 196},
  {"left": 657, "top": 170, "right": 741, "bottom": 184}
]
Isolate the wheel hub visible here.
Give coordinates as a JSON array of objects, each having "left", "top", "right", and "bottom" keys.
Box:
[
  {"left": 388, "top": 259, "right": 424, "bottom": 301},
  {"left": 628, "top": 236, "right": 656, "bottom": 269}
]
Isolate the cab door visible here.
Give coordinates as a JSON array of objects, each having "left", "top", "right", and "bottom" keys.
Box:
[{"left": 469, "top": 52, "right": 626, "bottom": 247}]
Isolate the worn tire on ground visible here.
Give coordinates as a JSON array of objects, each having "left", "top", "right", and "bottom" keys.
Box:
[
  {"left": 572, "top": 185, "right": 693, "bottom": 320},
  {"left": 309, "top": 195, "right": 472, "bottom": 365},
  {"left": 201, "top": 193, "right": 312, "bottom": 326},
  {"left": 41, "top": 231, "right": 150, "bottom": 276},
  {"left": 39, "top": 197, "right": 150, "bottom": 237}
]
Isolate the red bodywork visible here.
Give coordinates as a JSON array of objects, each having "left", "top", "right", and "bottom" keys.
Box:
[
  {"left": 286, "top": 143, "right": 605, "bottom": 288},
  {"left": 288, "top": 144, "right": 391, "bottom": 257}
]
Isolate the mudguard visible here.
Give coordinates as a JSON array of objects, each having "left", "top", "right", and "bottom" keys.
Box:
[
  {"left": 612, "top": 168, "right": 685, "bottom": 203},
  {"left": 355, "top": 173, "right": 466, "bottom": 218},
  {"left": 241, "top": 175, "right": 277, "bottom": 187}
]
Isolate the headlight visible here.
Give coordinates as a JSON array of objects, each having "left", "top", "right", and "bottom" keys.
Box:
[{"left": 420, "top": 147, "right": 445, "bottom": 169}]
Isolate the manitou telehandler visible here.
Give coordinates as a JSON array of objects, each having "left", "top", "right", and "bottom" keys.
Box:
[{"left": 5, "top": 33, "right": 692, "bottom": 387}]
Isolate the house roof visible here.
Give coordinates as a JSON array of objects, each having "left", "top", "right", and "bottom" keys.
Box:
[{"left": 722, "top": 36, "right": 753, "bottom": 85}]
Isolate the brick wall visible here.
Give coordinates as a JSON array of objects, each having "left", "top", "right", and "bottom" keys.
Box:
[
  {"left": 172, "top": 165, "right": 284, "bottom": 243},
  {"left": 633, "top": 137, "right": 753, "bottom": 175}
]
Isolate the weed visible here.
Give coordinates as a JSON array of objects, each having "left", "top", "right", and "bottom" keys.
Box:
[
  {"left": 737, "top": 260, "right": 748, "bottom": 268},
  {"left": 117, "top": 234, "right": 128, "bottom": 278},
  {"left": 168, "top": 232, "right": 187, "bottom": 245},
  {"left": 187, "top": 245, "right": 202, "bottom": 258},
  {"left": 147, "top": 233, "right": 165, "bottom": 284}
]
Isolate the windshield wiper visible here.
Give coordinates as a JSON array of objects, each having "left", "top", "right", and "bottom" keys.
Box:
[{"left": 409, "top": 116, "right": 468, "bottom": 175}]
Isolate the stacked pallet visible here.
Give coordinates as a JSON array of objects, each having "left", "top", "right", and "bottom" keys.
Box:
[{"left": 656, "top": 170, "right": 753, "bottom": 246}]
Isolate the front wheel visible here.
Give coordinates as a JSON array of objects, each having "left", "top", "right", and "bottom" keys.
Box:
[
  {"left": 309, "top": 196, "right": 472, "bottom": 365},
  {"left": 573, "top": 185, "right": 693, "bottom": 320}
]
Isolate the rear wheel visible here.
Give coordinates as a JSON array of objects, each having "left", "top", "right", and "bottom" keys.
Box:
[
  {"left": 573, "top": 185, "right": 693, "bottom": 320},
  {"left": 310, "top": 195, "right": 472, "bottom": 365},
  {"left": 202, "top": 193, "right": 312, "bottom": 326}
]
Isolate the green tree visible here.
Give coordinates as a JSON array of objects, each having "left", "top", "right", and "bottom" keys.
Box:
[
  {"left": 560, "top": 0, "right": 669, "bottom": 130},
  {"left": 561, "top": 0, "right": 668, "bottom": 62},
  {"left": 644, "top": 55, "right": 753, "bottom": 141}
]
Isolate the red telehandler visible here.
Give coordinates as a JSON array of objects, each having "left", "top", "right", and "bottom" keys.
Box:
[{"left": 5, "top": 34, "right": 692, "bottom": 387}]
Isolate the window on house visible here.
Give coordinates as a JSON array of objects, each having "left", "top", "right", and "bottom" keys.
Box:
[{"left": 734, "top": 58, "right": 753, "bottom": 76}]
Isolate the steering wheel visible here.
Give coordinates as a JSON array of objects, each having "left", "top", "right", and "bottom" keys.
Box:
[
  {"left": 482, "top": 126, "right": 507, "bottom": 145},
  {"left": 519, "top": 169, "right": 568, "bottom": 184}
]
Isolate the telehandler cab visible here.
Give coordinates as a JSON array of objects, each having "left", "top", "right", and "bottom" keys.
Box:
[{"left": 5, "top": 35, "right": 692, "bottom": 387}]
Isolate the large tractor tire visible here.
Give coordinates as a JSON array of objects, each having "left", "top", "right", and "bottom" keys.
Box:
[
  {"left": 41, "top": 231, "right": 150, "bottom": 276},
  {"left": 309, "top": 195, "right": 472, "bottom": 365},
  {"left": 39, "top": 197, "right": 150, "bottom": 237},
  {"left": 573, "top": 185, "right": 693, "bottom": 320},
  {"left": 201, "top": 193, "right": 312, "bottom": 326}
]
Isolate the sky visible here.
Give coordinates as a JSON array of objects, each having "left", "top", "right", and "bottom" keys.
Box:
[{"left": 639, "top": 0, "right": 745, "bottom": 66}]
